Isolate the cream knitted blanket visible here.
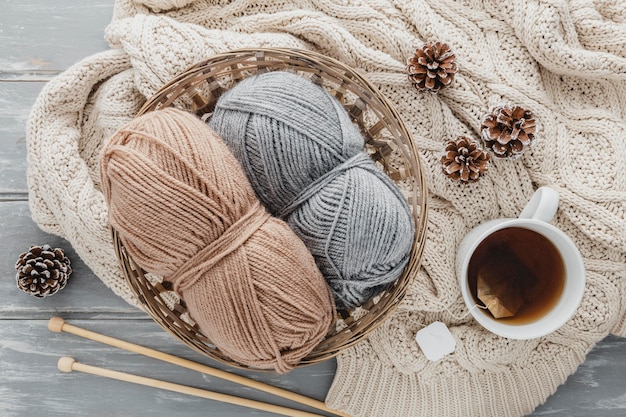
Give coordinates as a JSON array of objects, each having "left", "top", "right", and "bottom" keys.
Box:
[{"left": 26, "top": 1, "right": 626, "bottom": 416}]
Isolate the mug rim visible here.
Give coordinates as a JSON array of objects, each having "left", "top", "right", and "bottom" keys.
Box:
[{"left": 458, "top": 218, "right": 586, "bottom": 340}]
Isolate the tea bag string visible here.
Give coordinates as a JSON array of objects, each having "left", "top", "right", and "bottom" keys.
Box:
[
  {"left": 409, "top": 303, "right": 488, "bottom": 330},
  {"left": 446, "top": 303, "right": 488, "bottom": 320}
]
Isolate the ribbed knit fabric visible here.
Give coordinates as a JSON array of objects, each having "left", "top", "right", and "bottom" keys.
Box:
[{"left": 25, "top": 1, "right": 626, "bottom": 416}]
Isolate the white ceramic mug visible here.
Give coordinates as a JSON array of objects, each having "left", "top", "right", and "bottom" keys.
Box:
[{"left": 456, "top": 187, "right": 585, "bottom": 339}]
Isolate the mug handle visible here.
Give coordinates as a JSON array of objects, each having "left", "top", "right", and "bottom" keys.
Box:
[{"left": 519, "top": 186, "right": 559, "bottom": 222}]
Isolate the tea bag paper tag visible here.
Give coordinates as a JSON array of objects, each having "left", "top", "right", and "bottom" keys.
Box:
[{"left": 415, "top": 321, "right": 456, "bottom": 361}]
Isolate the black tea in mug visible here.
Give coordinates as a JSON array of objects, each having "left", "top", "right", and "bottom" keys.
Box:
[{"left": 468, "top": 227, "right": 566, "bottom": 325}]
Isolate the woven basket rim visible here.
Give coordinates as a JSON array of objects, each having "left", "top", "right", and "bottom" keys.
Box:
[{"left": 113, "top": 47, "right": 429, "bottom": 370}]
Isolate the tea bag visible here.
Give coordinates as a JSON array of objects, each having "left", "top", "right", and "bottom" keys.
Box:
[{"left": 476, "top": 252, "right": 534, "bottom": 319}]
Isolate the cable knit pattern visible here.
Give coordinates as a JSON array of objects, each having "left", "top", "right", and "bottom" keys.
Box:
[{"left": 25, "top": 1, "right": 626, "bottom": 416}]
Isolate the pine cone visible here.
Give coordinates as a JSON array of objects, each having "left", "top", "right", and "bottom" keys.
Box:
[
  {"left": 15, "top": 244, "right": 72, "bottom": 298},
  {"left": 407, "top": 42, "right": 457, "bottom": 93},
  {"left": 480, "top": 104, "right": 536, "bottom": 159},
  {"left": 441, "top": 136, "right": 491, "bottom": 183}
]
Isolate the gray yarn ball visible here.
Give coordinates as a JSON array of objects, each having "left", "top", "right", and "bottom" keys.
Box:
[{"left": 209, "top": 71, "right": 414, "bottom": 309}]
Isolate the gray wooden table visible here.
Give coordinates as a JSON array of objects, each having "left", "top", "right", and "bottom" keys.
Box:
[{"left": 1, "top": 1, "right": 625, "bottom": 416}]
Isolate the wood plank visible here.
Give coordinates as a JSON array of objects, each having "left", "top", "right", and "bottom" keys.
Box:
[
  {"left": 0, "top": 0, "right": 113, "bottom": 80},
  {"left": 0, "top": 201, "right": 142, "bottom": 319},
  {"left": 0, "top": 319, "right": 338, "bottom": 417},
  {"left": 531, "top": 335, "right": 626, "bottom": 416},
  {"left": 0, "top": 82, "right": 44, "bottom": 194}
]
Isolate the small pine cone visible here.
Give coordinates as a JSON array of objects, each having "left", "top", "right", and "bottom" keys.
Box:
[
  {"left": 481, "top": 104, "right": 536, "bottom": 159},
  {"left": 441, "top": 136, "right": 491, "bottom": 183},
  {"left": 407, "top": 42, "right": 457, "bottom": 93},
  {"left": 15, "top": 244, "right": 72, "bottom": 298}
]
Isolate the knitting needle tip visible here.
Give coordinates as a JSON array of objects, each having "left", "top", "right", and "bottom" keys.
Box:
[
  {"left": 57, "top": 356, "right": 76, "bottom": 373},
  {"left": 48, "top": 317, "right": 66, "bottom": 333}
]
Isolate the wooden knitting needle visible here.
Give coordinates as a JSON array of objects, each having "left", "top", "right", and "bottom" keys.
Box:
[
  {"left": 49, "top": 317, "right": 350, "bottom": 417},
  {"left": 57, "top": 357, "right": 324, "bottom": 417}
]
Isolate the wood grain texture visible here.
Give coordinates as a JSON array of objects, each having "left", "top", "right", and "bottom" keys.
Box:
[
  {"left": 0, "top": 83, "right": 43, "bottom": 194},
  {"left": 531, "top": 335, "right": 626, "bottom": 416},
  {"left": 0, "top": 0, "right": 625, "bottom": 416},
  {"left": 0, "top": 0, "right": 112, "bottom": 80},
  {"left": 0, "top": 320, "right": 337, "bottom": 417},
  {"left": 0, "top": 201, "right": 142, "bottom": 319}
]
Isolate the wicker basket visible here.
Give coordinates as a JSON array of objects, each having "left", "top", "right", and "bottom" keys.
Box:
[{"left": 112, "top": 48, "right": 428, "bottom": 369}]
